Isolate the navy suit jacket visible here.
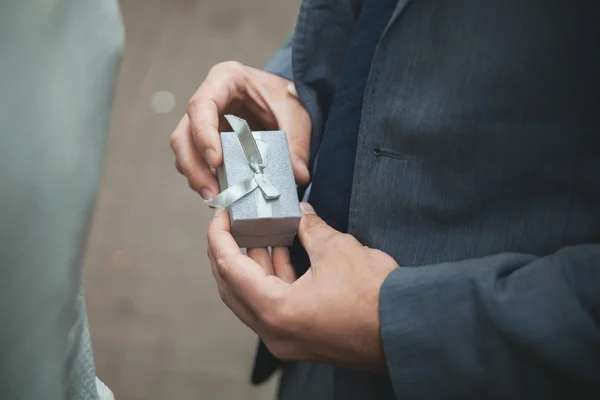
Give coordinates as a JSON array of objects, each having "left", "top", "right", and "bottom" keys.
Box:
[{"left": 260, "top": 1, "right": 600, "bottom": 399}]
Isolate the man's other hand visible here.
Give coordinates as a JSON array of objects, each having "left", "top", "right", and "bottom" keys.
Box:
[
  {"left": 207, "top": 202, "right": 399, "bottom": 372},
  {"left": 170, "top": 62, "right": 311, "bottom": 199}
]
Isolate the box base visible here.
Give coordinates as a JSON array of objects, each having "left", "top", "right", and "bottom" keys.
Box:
[{"left": 235, "top": 233, "right": 296, "bottom": 248}]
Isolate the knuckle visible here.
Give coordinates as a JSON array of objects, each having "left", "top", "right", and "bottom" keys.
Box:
[
  {"left": 207, "top": 217, "right": 217, "bottom": 235},
  {"left": 216, "top": 60, "right": 243, "bottom": 73},
  {"left": 169, "top": 132, "right": 180, "bottom": 152},
  {"left": 174, "top": 160, "right": 183, "bottom": 174},
  {"left": 215, "top": 255, "right": 229, "bottom": 274},
  {"left": 217, "top": 287, "right": 229, "bottom": 304},
  {"left": 187, "top": 177, "right": 203, "bottom": 194},
  {"left": 290, "top": 135, "right": 308, "bottom": 151},
  {"left": 208, "top": 63, "right": 220, "bottom": 74},
  {"left": 208, "top": 61, "right": 244, "bottom": 80},
  {"left": 186, "top": 96, "right": 200, "bottom": 115},
  {"left": 303, "top": 216, "right": 323, "bottom": 232},
  {"left": 333, "top": 232, "right": 357, "bottom": 248},
  {"left": 338, "top": 232, "right": 356, "bottom": 245}
]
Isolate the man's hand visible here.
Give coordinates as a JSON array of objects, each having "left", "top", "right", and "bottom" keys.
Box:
[
  {"left": 207, "top": 203, "right": 399, "bottom": 372},
  {"left": 170, "top": 61, "right": 311, "bottom": 199}
]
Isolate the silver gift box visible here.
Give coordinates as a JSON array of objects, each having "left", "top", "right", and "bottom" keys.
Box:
[{"left": 215, "top": 125, "right": 301, "bottom": 248}]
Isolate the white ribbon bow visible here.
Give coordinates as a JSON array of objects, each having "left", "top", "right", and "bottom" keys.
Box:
[{"left": 203, "top": 115, "right": 281, "bottom": 209}]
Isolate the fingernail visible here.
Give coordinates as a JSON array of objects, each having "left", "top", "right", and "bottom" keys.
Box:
[
  {"left": 300, "top": 202, "right": 315, "bottom": 215},
  {"left": 205, "top": 149, "right": 217, "bottom": 168},
  {"left": 201, "top": 188, "right": 213, "bottom": 199}
]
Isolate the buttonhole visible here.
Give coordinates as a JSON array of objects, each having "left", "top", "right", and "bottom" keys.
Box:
[{"left": 371, "top": 147, "right": 407, "bottom": 161}]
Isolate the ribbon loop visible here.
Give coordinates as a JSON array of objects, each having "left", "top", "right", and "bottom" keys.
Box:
[
  {"left": 226, "top": 115, "right": 264, "bottom": 172},
  {"left": 203, "top": 115, "right": 281, "bottom": 209}
]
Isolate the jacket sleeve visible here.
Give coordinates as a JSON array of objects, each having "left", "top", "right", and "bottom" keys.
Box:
[
  {"left": 264, "top": 35, "right": 294, "bottom": 82},
  {"left": 379, "top": 244, "right": 600, "bottom": 399}
]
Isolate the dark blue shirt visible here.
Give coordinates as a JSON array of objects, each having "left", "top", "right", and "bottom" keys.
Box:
[{"left": 253, "top": 0, "right": 397, "bottom": 385}]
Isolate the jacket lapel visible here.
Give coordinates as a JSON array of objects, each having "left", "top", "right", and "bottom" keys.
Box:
[{"left": 381, "top": 0, "right": 413, "bottom": 41}]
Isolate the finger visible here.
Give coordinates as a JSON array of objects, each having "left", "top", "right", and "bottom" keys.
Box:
[
  {"left": 208, "top": 245, "right": 227, "bottom": 294},
  {"left": 208, "top": 210, "right": 291, "bottom": 314},
  {"left": 247, "top": 248, "right": 275, "bottom": 275},
  {"left": 207, "top": 209, "right": 268, "bottom": 287},
  {"left": 175, "top": 159, "right": 183, "bottom": 175},
  {"left": 187, "top": 64, "right": 247, "bottom": 169},
  {"left": 187, "top": 95, "right": 223, "bottom": 170},
  {"left": 297, "top": 202, "right": 339, "bottom": 261},
  {"left": 275, "top": 104, "right": 311, "bottom": 185},
  {"left": 288, "top": 135, "right": 311, "bottom": 184},
  {"left": 208, "top": 246, "right": 260, "bottom": 329},
  {"left": 278, "top": 112, "right": 311, "bottom": 184},
  {"left": 244, "top": 69, "right": 310, "bottom": 184},
  {"left": 170, "top": 116, "right": 219, "bottom": 198},
  {"left": 207, "top": 209, "right": 243, "bottom": 261},
  {"left": 208, "top": 245, "right": 228, "bottom": 294},
  {"left": 272, "top": 247, "right": 296, "bottom": 284}
]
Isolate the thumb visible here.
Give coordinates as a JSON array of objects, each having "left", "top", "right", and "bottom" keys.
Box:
[{"left": 297, "top": 203, "right": 338, "bottom": 261}]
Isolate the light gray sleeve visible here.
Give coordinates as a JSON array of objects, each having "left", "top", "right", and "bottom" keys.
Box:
[
  {"left": 379, "top": 244, "right": 600, "bottom": 399},
  {"left": 0, "top": 1, "right": 123, "bottom": 399}
]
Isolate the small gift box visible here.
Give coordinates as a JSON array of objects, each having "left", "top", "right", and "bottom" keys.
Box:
[{"left": 204, "top": 115, "right": 301, "bottom": 248}]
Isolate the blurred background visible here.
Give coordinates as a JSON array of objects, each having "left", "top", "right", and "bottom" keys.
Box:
[{"left": 82, "top": 1, "right": 300, "bottom": 398}]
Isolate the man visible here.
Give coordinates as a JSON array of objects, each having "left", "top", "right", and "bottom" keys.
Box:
[
  {"left": 0, "top": 1, "right": 123, "bottom": 399},
  {"left": 170, "top": 1, "right": 600, "bottom": 399}
]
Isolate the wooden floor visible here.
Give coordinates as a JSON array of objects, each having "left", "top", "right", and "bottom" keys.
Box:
[{"left": 83, "top": 1, "right": 299, "bottom": 398}]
